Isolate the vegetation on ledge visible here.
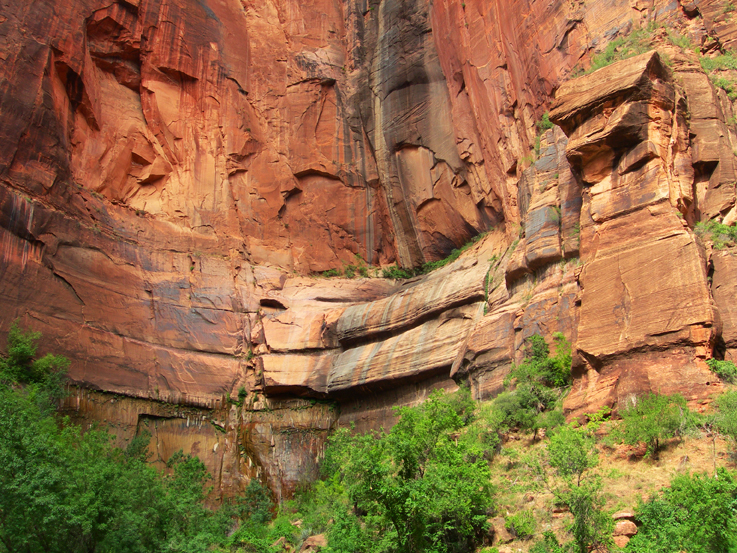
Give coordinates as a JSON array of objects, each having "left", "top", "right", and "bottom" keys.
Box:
[
  {"left": 695, "top": 219, "right": 737, "bottom": 249},
  {"left": 381, "top": 233, "right": 487, "bottom": 280}
]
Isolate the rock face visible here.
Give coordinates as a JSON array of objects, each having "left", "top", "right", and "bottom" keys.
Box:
[
  {"left": 550, "top": 51, "right": 720, "bottom": 417},
  {"left": 2, "top": 0, "right": 737, "bottom": 497}
]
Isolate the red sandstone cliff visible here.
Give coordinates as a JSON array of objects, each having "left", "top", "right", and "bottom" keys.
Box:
[{"left": 2, "top": 0, "right": 737, "bottom": 497}]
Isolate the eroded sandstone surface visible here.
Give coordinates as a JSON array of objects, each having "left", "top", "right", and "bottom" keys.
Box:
[{"left": 3, "top": 0, "right": 737, "bottom": 497}]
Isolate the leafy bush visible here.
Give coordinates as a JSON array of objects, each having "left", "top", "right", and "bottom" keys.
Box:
[
  {"left": 665, "top": 30, "right": 694, "bottom": 51},
  {"left": 707, "top": 358, "right": 737, "bottom": 383},
  {"left": 701, "top": 51, "right": 737, "bottom": 72},
  {"left": 695, "top": 219, "right": 737, "bottom": 249},
  {"left": 382, "top": 233, "right": 488, "bottom": 279},
  {"left": 536, "top": 112, "right": 554, "bottom": 133},
  {"left": 236, "top": 480, "right": 274, "bottom": 526},
  {"left": 323, "top": 389, "right": 493, "bottom": 553},
  {"left": 498, "top": 333, "right": 571, "bottom": 436},
  {"left": 557, "top": 482, "right": 611, "bottom": 553},
  {"left": 419, "top": 233, "right": 486, "bottom": 274},
  {"left": 712, "top": 75, "right": 737, "bottom": 99},
  {"left": 627, "top": 468, "right": 737, "bottom": 552},
  {"left": 381, "top": 265, "right": 415, "bottom": 279},
  {"left": 548, "top": 424, "right": 598, "bottom": 485},
  {"left": 618, "top": 393, "right": 690, "bottom": 457},
  {"left": 0, "top": 324, "right": 270, "bottom": 553},
  {"left": 0, "top": 381, "right": 230, "bottom": 552},
  {"left": 505, "top": 509, "right": 536, "bottom": 539},
  {"left": 0, "top": 320, "right": 70, "bottom": 412}
]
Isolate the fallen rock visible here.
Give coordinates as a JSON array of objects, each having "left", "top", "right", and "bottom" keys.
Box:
[
  {"left": 614, "top": 520, "right": 638, "bottom": 537},
  {"left": 299, "top": 534, "right": 327, "bottom": 553},
  {"left": 487, "top": 517, "right": 515, "bottom": 545}
]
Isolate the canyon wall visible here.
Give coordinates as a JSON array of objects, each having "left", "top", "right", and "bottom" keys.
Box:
[{"left": 2, "top": 0, "right": 737, "bottom": 497}]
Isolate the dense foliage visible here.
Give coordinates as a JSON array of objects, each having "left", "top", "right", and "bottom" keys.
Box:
[
  {"left": 617, "top": 393, "right": 690, "bottom": 457},
  {"left": 529, "top": 423, "right": 610, "bottom": 553},
  {"left": 498, "top": 333, "right": 570, "bottom": 437},
  {"left": 707, "top": 358, "right": 737, "bottom": 383},
  {"left": 585, "top": 26, "right": 653, "bottom": 74},
  {"left": 627, "top": 468, "right": 737, "bottom": 552},
  {"left": 695, "top": 219, "right": 737, "bottom": 249},
  {"left": 0, "top": 323, "right": 233, "bottom": 553},
  {"left": 322, "top": 390, "right": 494, "bottom": 553},
  {"left": 10, "top": 322, "right": 737, "bottom": 553},
  {"left": 715, "top": 390, "right": 737, "bottom": 460}
]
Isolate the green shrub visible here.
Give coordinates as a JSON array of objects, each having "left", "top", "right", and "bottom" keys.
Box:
[
  {"left": 381, "top": 233, "right": 488, "bottom": 279},
  {"left": 627, "top": 468, "right": 737, "bottom": 552},
  {"left": 325, "top": 511, "right": 373, "bottom": 553},
  {"left": 587, "top": 27, "right": 653, "bottom": 74},
  {"left": 536, "top": 112, "right": 554, "bottom": 133},
  {"left": 505, "top": 509, "right": 536, "bottom": 539},
  {"left": 321, "top": 268, "right": 340, "bottom": 278},
  {"left": 419, "top": 232, "right": 486, "bottom": 274},
  {"left": 0, "top": 324, "right": 288, "bottom": 553},
  {"left": 0, "top": 378, "right": 229, "bottom": 553},
  {"left": 666, "top": 30, "right": 694, "bottom": 50},
  {"left": 707, "top": 358, "right": 737, "bottom": 383},
  {"left": 223, "top": 528, "right": 274, "bottom": 553},
  {"left": 497, "top": 333, "right": 571, "bottom": 436},
  {"left": 618, "top": 393, "right": 690, "bottom": 458},
  {"left": 524, "top": 423, "right": 609, "bottom": 552},
  {"left": 701, "top": 51, "right": 737, "bottom": 72},
  {"left": 712, "top": 76, "right": 737, "bottom": 100},
  {"left": 559, "top": 483, "right": 611, "bottom": 553},
  {"left": 548, "top": 424, "right": 598, "bottom": 485},
  {"left": 695, "top": 219, "right": 737, "bottom": 249},
  {"left": 494, "top": 333, "right": 571, "bottom": 433},
  {"left": 237, "top": 480, "right": 274, "bottom": 526},
  {"left": 0, "top": 320, "right": 70, "bottom": 412},
  {"left": 381, "top": 265, "right": 415, "bottom": 279},
  {"left": 323, "top": 389, "right": 493, "bottom": 553},
  {"left": 505, "top": 333, "right": 572, "bottom": 389}
]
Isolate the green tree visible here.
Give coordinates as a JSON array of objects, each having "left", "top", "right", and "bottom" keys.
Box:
[
  {"left": 0, "top": 320, "right": 70, "bottom": 412},
  {"left": 530, "top": 424, "right": 610, "bottom": 553},
  {"left": 707, "top": 358, "right": 737, "bottom": 383},
  {"left": 618, "top": 393, "right": 689, "bottom": 458},
  {"left": 549, "top": 425, "right": 610, "bottom": 553},
  {"left": 326, "top": 389, "right": 493, "bottom": 553},
  {"left": 0, "top": 324, "right": 231, "bottom": 553}
]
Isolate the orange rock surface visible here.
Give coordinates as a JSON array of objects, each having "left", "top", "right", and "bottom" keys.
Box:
[{"left": 2, "top": 0, "right": 737, "bottom": 496}]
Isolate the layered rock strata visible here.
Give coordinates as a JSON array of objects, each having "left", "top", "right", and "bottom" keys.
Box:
[
  {"left": 550, "top": 51, "right": 721, "bottom": 417},
  {"left": 2, "top": 0, "right": 737, "bottom": 497}
]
